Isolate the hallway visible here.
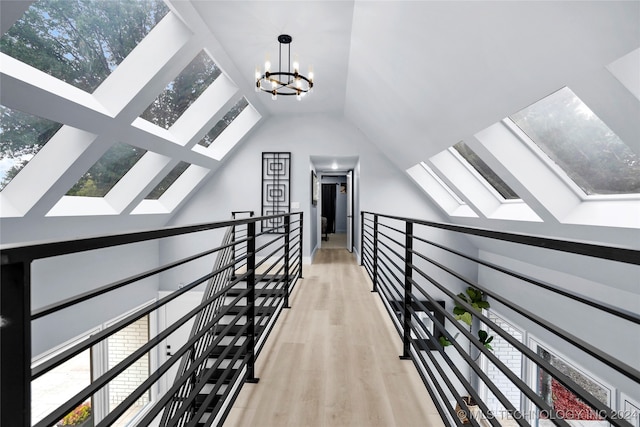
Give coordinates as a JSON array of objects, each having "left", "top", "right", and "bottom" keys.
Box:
[{"left": 224, "top": 248, "right": 444, "bottom": 426}]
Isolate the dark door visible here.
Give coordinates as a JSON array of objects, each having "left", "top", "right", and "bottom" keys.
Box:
[{"left": 321, "top": 183, "right": 337, "bottom": 234}]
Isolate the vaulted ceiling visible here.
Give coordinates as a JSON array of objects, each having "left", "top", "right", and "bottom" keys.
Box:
[
  {"left": 0, "top": 0, "right": 638, "bottom": 245},
  {"left": 179, "top": 1, "right": 639, "bottom": 172}
]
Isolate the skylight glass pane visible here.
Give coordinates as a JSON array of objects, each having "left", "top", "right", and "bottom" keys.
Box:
[
  {"left": 198, "top": 98, "right": 249, "bottom": 148},
  {"left": 453, "top": 142, "right": 519, "bottom": 199},
  {"left": 0, "top": 0, "right": 169, "bottom": 93},
  {"left": 510, "top": 87, "right": 640, "bottom": 195},
  {"left": 144, "top": 161, "right": 189, "bottom": 199},
  {"left": 67, "top": 142, "right": 146, "bottom": 197},
  {"left": 0, "top": 105, "right": 63, "bottom": 191},
  {"left": 140, "top": 51, "right": 221, "bottom": 129}
]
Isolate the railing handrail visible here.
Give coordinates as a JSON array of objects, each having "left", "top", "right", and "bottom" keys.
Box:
[
  {"left": 0, "top": 212, "right": 294, "bottom": 264},
  {"left": 360, "top": 211, "right": 638, "bottom": 427},
  {"left": 1, "top": 212, "right": 303, "bottom": 427},
  {"left": 361, "top": 211, "right": 640, "bottom": 265}
]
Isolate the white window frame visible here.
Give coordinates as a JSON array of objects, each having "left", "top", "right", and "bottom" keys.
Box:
[
  {"left": 474, "top": 119, "right": 640, "bottom": 229},
  {"left": 99, "top": 300, "right": 158, "bottom": 426},
  {"left": 526, "top": 335, "right": 614, "bottom": 423},
  {"left": 406, "top": 162, "right": 477, "bottom": 218},
  {"left": 431, "top": 144, "right": 542, "bottom": 222}
]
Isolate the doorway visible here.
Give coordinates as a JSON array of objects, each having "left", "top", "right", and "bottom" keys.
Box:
[{"left": 320, "top": 172, "right": 353, "bottom": 251}]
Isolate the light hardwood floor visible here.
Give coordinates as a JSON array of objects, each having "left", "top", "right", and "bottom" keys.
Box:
[{"left": 224, "top": 248, "right": 445, "bottom": 427}]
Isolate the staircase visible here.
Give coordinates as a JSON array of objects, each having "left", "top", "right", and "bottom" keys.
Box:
[
  {"left": 157, "top": 211, "right": 299, "bottom": 427},
  {"left": 191, "top": 277, "right": 285, "bottom": 426}
]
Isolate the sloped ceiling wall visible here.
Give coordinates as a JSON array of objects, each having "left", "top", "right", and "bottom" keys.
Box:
[{"left": 344, "top": 1, "right": 640, "bottom": 171}]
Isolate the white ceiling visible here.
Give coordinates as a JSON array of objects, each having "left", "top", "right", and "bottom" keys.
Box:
[
  {"left": 190, "top": 1, "right": 354, "bottom": 117},
  {"left": 186, "top": 1, "right": 640, "bottom": 172}
]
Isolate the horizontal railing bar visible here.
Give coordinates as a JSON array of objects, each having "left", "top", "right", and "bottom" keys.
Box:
[
  {"left": 377, "top": 258, "right": 405, "bottom": 294},
  {"left": 402, "top": 300, "right": 502, "bottom": 426},
  {"left": 254, "top": 233, "right": 285, "bottom": 254},
  {"left": 409, "top": 248, "right": 640, "bottom": 386},
  {"left": 410, "top": 236, "right": 640, "bottom": 325},
  {"left": 376, "top": 244, "right": 405, "bottom": 277},
  {"left": 31, "top": 241, "right": 242, "bottom": 320},
  {"left": 408, "top": 261, "right": 635, "bottom": 426},
  {"left": 254, "top": 244, "right": 286, "bottom": 273},
  {"left": 259, "top": 222, "right": 285, "bottom": 234},
  {"left": 185, "top": 344, "right": 248, "bottom": 427},
  {"left": 2, "top": 213, "right": 297, "bottom": 264},
  {"left": 166, "top": 325, "right": 249, "bottom": 427},
  {"left": 36, "top": 288, "right": 249, "bottom": 427},
  {"left": 205, "top": 364, "right": 247, "bottom": 427},
  {"left": 362, "top": 211, "right": 639, "bottom": 264},
  {"left": 136, "top": 321, "right": 249, "bottom": 426},
  {"left": 376, "top": 229, "right": 405, "bottom": 249},
  {"left": 32, "top": 259, "right": 246, "bottom": 379},
  {"left": 377, "top": 221, "right": 406, "bottom": 236},
  {"left": 98, "top": 304, "right": 249, "bottom": 427},
  {"left": 405, "top": 303, "right": 527, "bottom": 427},
  {"left": 408, "top": 285, "right": 557, "bottom": 426}
]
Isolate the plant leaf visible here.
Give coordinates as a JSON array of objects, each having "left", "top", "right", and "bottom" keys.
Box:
[
  {"left": 456, "top": 312, "right": 473, "bottom": 326},
  {"left": 476, "top": 301, "right": 490, "bottom": 310},
  {"left": 439, "top": 336, "right": 451, "bottom": 347},
  {"left": 478, "top": 330, "right": 488, "bottom": 341},
  {"left": 453, "top": 306, "right": 467, "bottom": 316},
  {"left": 466, "top": 287, "right": 479, "bottom": 301}
]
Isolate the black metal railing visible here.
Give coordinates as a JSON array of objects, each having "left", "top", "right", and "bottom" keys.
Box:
[
  {"left": 0, "top": 212, "right": 303, "bottom": 427},
  {"left": 361, "top": 211, "right": 639, "bottom": 427}
]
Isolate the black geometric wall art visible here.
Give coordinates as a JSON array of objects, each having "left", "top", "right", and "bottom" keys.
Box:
[{"left": 262, "top": 152, "right": 291, "bottom": 233}]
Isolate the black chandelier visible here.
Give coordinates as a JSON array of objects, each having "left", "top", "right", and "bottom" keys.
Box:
[{"left": 255, "top": 34, "right": 313, "bottom": 101}]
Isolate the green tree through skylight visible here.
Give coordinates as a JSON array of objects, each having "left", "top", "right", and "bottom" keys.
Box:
[
  {"left": 0, "top": 0, "right": 169, "bottom": 93},
  {"left": 140, "top": 51, "right": 222, "bottom": 129},
  {"left": 510, "top": 87, "right": 640, "bottom": 195},
  {"left": 0, "top": 0, "right": 168, "bottom": 193}
]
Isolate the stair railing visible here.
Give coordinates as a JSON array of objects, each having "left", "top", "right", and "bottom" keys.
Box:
[
  {"left": 0, "top": 212, "right": 302, "bottom": 427},
  {"left": 361, "top": 211, "right": 639, "bottom": 427}
]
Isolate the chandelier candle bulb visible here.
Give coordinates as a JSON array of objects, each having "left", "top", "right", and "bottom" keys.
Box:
[{"left": 293, "top": 54, "right": 300, "bottom": 73}]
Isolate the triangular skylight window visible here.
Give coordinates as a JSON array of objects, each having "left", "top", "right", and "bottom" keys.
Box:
[
  {"left": 0, "top": 105, "right": 62, "bottom": 192},
  {"left": 0, "top": 0, "right": 169, "bottom": 93},
  {"left": 66, "top": 142, "right": 146, "bottom": 197},
  {"left": 197, "top": 98, "right": 249, "bottom": 148},
  {"left": 140, "top": 51, "right": 222, "bottom": 129},
  {"left": 144, "top": 161, "right": 190, "bottom": 199},
  {"left": 510, "top": 87, "right": 640, "bottom": 195},
  {"left": 453, "top": 142, "right": 519, "bottom": 199}
]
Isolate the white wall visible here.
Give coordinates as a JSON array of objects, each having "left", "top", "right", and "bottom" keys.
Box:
[
  {"left": 162, "top": 113, "right": 449, "bottom": 286},
  {"left": 31, "top": 242, "right": 160, "bottom": 356}
]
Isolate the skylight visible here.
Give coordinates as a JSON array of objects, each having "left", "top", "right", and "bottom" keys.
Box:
[
  {"left": 198, "top": 98, "right": 249, "bottom": 148},
  {"left": 510, "top": 87, "right": 640, "bottom": 196},
  {"left": 145, "top": 162, "right": 190, "bottom": 199},
  {"left": 66, "top": 143, "right": 146, "bottom": 197},
  {"left": 0, "top": 105, "right": 62, "bottom": 192},
  {"left": 452, "top": 142, "right": 519, "bottom": 200},
  {"left": 0, "top": 0, "right": 169, "bottom": 93},
  {"left": 140, "top": 51, "right": 222, "bottom": 129}
]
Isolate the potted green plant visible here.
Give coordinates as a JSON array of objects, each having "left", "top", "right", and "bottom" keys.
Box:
[
  {"left": 438, "top": 287, "right": 494, "bottom": 425},
  {"left": 58, "top": 402, "right": 92, "bottom": 427}
]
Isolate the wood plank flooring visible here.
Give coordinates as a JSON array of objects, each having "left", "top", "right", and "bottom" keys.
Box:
[{"left": 224, "top": 248, "right": 445, "bottom": 427}]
